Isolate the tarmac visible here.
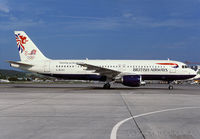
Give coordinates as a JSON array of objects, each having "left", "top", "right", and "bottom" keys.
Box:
[{"left": 0, "top": 83, "right": 200, "bottom": 139}]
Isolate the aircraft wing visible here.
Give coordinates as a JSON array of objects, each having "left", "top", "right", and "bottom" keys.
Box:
[{"left": 77, "top": 63, "right": 121, "bottom": 79}]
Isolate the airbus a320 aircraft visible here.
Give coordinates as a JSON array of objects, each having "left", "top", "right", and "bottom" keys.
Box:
[{"left": 8, "top": 31, "right": 196, "bottom": 89}]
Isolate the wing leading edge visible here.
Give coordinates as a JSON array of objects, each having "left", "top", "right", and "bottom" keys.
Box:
[{"left": 77, "top": 63, "right": 121, "bottom": 80}]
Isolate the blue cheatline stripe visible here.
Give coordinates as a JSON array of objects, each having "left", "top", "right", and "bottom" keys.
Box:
[
  {"left": 41, "top": 74, "right": 196, "bottom": 81},
  {"left": 41, "top": 74, "right": 107, "bottom": 81}
]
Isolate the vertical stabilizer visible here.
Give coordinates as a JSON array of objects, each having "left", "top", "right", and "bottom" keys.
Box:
[{"left": 14, "top": 31, "right": 48, "bottom": 62}]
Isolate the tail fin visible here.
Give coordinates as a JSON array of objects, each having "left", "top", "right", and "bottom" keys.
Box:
[{"left": 14, "top": 31, "right": 48, "bottom": 62}]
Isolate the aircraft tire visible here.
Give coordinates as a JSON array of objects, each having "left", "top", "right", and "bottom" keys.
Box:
[
  {"left": 103, "top": 83, "right": 111, "bottom": 89},
  {"left": 168, "top": 85, "right": 173, "bottom": 90}
]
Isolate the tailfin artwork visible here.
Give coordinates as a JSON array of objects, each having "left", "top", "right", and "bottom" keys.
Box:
[{"left": 14, "top": 31, "right": 48, "bottom": 62}]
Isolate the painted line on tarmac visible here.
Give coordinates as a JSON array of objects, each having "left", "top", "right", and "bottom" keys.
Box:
[{"left": 110, "top": 106, "right": 200, "bottom": 139}]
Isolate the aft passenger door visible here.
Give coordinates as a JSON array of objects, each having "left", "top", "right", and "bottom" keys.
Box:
[{"left": 44, "top": 61, "right": 50, "bottom": 72}]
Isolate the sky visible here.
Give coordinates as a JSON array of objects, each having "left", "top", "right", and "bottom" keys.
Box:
[{"left": 0, "top": 0, "right": 200, "bottom": 69}]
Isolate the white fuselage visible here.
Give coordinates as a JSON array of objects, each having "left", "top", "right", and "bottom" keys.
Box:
[{"left": 21, "top": 59, "right": 196, "bottom": 81}]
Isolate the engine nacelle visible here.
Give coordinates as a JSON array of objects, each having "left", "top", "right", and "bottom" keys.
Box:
[{"left": 122, "top": 75, "right": 141, "bottom": 87}]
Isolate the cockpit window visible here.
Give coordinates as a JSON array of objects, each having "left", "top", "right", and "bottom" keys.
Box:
[{"left": 182, "top": 65, "right": 188, "bottom": 68}]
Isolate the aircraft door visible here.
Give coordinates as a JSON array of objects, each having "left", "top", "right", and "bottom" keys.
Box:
[
  {"left": 44, "top": 61, "right": 50, "bottom": 72},
  {"left": 169, "top": 68, "right": 176, "bottom": 73}
]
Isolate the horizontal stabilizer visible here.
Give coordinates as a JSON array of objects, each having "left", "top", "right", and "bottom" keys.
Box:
[{"left": 6, "top": 61, "right": 33, "bottom": 67}]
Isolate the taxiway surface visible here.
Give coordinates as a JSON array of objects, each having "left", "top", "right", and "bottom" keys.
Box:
[{"left": 0, "top": 83, "right": 200, "bottom": 139}]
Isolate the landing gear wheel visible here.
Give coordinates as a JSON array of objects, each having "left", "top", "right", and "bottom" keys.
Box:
[
  {"left": 103, "top": 83, "right": 111, "bottom": 89},
  {"left": 168, "top": 81, "right": 174, "bottom": 90},
  {"left": 168, "top": 85, "right": 173, "bottom": 90}
]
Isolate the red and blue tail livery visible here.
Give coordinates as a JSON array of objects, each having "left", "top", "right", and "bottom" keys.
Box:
[{"left": 15, "top": 33, "right": 28, "bottom": 53}]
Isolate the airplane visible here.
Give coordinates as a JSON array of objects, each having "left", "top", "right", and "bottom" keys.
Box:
[{"left": 8, "top": 31, "right": 197, "bottom": 89}]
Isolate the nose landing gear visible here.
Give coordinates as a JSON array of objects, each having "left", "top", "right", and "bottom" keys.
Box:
[
  {"left": 168, "top": 84, "right": 173, "bottom": 90},
  {"left": 168, "top": 81, "right": 174, "bottom": 90}
]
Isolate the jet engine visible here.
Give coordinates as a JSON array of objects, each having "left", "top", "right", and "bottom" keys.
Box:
[
  {"left": 122, "top": 75, "right": 142, "bottom": 87},
  {"left": 115, "top": 75, "right": 146, "bottom": 87},
  {"left": 115, "top": 75, "right": 143, "bottom": 87}
]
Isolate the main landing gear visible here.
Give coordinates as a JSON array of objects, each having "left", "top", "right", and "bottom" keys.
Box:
[
  {"left": 103, "top": 82, "right": 111, "bottom": 89},
  {"left": 168, "top": 81, "right": 174, "bottom": 90}
]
